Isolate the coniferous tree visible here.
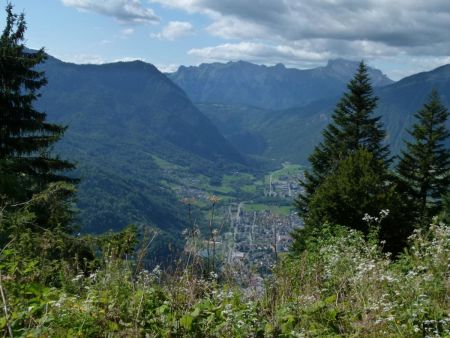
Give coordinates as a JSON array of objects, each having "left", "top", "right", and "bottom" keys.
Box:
[
  {"left": 306, "top": 149, "right": 390, "bottom": 233},
  {"left": 0, "top": 3, "right": 74, "bottom": 202},
  {"left": 0, "top": 4, "right": 76, "bottom": 237},
  {"left": 438, "top": 191, "right": 450, "bottom": 224},
  {"left": 296, "top": 61, "right": 390, "bottom": 216},
  {"left": 397, "top": 90, "right": 450, "bottom": 225},
  {"left": 290, "top": 62, "right": 416, "bottom": 254},
  {"left": 294, "top": 148, "right": 412, "bottom": 254}
]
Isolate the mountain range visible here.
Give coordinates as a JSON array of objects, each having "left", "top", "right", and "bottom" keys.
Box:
[
  {"left": 34, "top": 54, "right": 450, "bottom": 248},
  {"left": 177, "top": 61, "right": 450, "bottom": 164},
  {"left": 168, "top": 59, "right": 393, "bottom": 110}
]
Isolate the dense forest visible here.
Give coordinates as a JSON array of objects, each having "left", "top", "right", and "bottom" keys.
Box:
[{"left": 1, "top": 4, "right": 449, "bottom": 337}]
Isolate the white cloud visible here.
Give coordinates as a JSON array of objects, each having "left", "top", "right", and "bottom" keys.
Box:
[
  {"left": 60, "top": 53, "right": 106, "bottom": 64},
  {"left": 156, "top": 63, "right": 180, "bottom": 73},
  {"left": 62, "top": 0, "right": 159, "bottom": 24},
  {"left": 120, "top": 27, "right": 135, "bottom": 38},
  {"left": 187, "top": 40, "right": 408, "bottom": 71},
  {"left": 152, "top": 0, "right": 450, "bottom": 69},
  {"left": 154, "top": 0, "right": 450, "bottom": 48},
  {"left": 188, "top": 42, "right": 332, "bottom": 67},
  {"left": 152, "top": 21, "right": 194, "bottom": 40},
  {"left": 114, "top": 56, "right": 146, "bottom": 62},
  {"left": 122, "top": 28, "right": 135, "bottom": 35}
]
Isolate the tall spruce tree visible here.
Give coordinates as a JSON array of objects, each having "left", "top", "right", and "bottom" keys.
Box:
[
  {"left": 397, "top": 90, "right": 450, "bottom": 225},
  {"left": 296, "top": 61, "right": 390, "bottom": 216},
  {"left": 290, "top": 61, "right": 417, "bottom": 254},
  {"left": 0, "top": 4, "right": 76, "bottom": 237},
  {"left": 0, "top": 3, "right": 74, "bottom": 202}
]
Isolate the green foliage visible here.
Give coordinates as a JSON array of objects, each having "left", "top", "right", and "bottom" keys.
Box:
[
  {"left": 298, "top": 61, "right": 390, "bottom": 216},
  {"left": 0, "top": 4, "right": 76, "bottom": 246},
  {"left": 275, "top": 223, "right": 450, "bottom": 337},
  {"left": 0, "top": 4, "right": 75, "bottom": 201},
  {"left": 35, "top": 52, "right": 250, "bottom": 239},
  {"left": 298, "top": 149, "right": 412, "bottom": 254},
  {"left": 397, "top": 90, "right": 450, "bottom": 226},
  {"left": 306, "top": 149, "right": 388, "bottom": 231},
  {"left": 292, "top": 63, "right": 419, "bottom": 254},
  {"left": 1, "top": 4, "right": 448, "bottom": 337},
  {"left": 1, "top": 219, "right": 448, "bottom": 337},
  {"left": 1, "top": 182, "right": 78, "bottom": 249},
  {"left": 438, "top": 191, "right": 450, "bottom": 223}
]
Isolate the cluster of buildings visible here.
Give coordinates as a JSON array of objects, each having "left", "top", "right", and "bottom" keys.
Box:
[
  {"left": 172, "top": 164, "right": 306, "bottom": 276},
  {"left": 220, "top": 206, "right": 303, "bottom": 274},
  {"left": 265, "top": 173, "right": 304, "bottom": 198}
]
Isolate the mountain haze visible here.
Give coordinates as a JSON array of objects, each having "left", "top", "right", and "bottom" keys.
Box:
[
  {"left": 197, "top": 64, "right": 450, "bottom": 164},
  {"left": 33, "top": 53, "right": 450, "bottom": 238},
  {"left": 36, "top": 55, "right": 246, "bottom": 241},
  {"left": 168, "top": 59, "right": 393, "bottom": 110},
  {"left": 377, "top": 64, "right": 450, "bottom": 152}
]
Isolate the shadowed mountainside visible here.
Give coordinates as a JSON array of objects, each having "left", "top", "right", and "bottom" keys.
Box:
[
  {"left": 198, "top": 64, "right": 450, "bottom": 164},
  {"left": 37, "top": 55, "right": 247, "bottom": 247},
  {"left": 168, "top": 59, "right": 393, "bottom": 110}
]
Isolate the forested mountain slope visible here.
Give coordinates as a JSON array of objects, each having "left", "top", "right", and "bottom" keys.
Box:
[
  {"left": 36, "top": 55, "right": 246, "bottom": 243},
  {"left": 197, "top": 64, "right": 450, "bottom": 164}
]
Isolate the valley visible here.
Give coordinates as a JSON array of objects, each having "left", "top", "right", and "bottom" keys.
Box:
[
  {"left": 153, "top": 155, "right": 305, "bottom": 272},
  {"left": 31, "top": 54, "right": 450, "bottom": 264},
  {"left": 3, "top": 2, "right": 450, "bottom": 335}
]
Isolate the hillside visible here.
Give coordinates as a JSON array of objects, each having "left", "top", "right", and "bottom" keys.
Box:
[
  {"left": 36, "top": 56, "right": 247, "bottom": 242},
  {"left": 168, "top": 59, "right": 393, "bottom": 110},
  {"left": 198, "top": 65, "right": 450, "bottom": 164},
  {"left": 377, "top": 64, "right": 450, "bottom": 152},
  {"left": 195, "top": 103, "right": 272, "bottom": 156},
  {"left": 33, "top": 56, "right": 450, "bottom": 233}
]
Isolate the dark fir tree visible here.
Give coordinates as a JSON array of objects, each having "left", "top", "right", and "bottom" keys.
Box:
[
  {"left": 397, "top": 90, "right": 450, "bottom": 226},
  {"left": 305, "top": 149, "right": 389, "bottom": 233},
  {"left": 438, "top": 191, "right": 450, "bottom": 224},
  {"left": 292, "top": 148, "right": 413, "bottom": 255},
  {"left": 0, "top": 3, "right": 74, "bottom": 202},
  {"left": 0, "top": 4, "right": 76, "bottom": 237},
  {"left": 290, "top": 62, "right": 415, "bottom": 255},
  {"left": 296, "top": 61, "right": 390, "bottom": 216}
]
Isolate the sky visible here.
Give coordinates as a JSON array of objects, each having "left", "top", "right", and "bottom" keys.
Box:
[{"left": 2, "top": 0, "right": 450, "bottom": 80}]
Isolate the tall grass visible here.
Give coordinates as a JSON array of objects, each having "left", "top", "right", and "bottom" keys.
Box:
[{"left": 0, "top": 220, "right": 449, "bottom": 337}]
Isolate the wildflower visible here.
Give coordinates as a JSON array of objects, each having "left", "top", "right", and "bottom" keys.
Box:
[
  {"left": 379, "top": 209, "right": 390, "bottom": 218},
  {"left": 207, "top": 195, "right": 221, "bottom": 204},
  {"left": 71, "top": 273, "right": 83, "bottom": 282},
  {"left": 151, "top": 265, "right": 161, "bottom": 277},
  {"left": 362, "top": 213, "right": 374, "bottom": 223}
]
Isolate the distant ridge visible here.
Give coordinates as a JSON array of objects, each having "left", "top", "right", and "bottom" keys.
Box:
[
  {"left": 197, "top": 63, "right": 450, "bottom": 165},
  {"left": 168, "top": 59, "right": 393, "bottom": 110}
]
